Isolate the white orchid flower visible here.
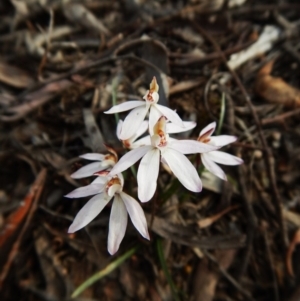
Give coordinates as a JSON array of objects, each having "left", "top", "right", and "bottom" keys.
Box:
[
  {"left": 117, "top": 119, "right": 197, "bottom": 149},
  {"left": 66, "top": 173, "right": 150, "bottom": 255},
  {"left": 197, "top": 122, "right": 243, "bottom": 180},
  {"left": 105, "top": 77, "right": 184, "bottom": 140},
  {"left": 166, "top": 120, "right": 196, "bottom": 134},
  {"left": 133, "top": 119, "right": 198, "bottom": 147},
  {"left": 109, "top": 116, "right": 218, "bottom": 203},
  {"left": 117, "top": 119, "right": 149, "bottom": 149},
  {"left": 71, "top": 147, "right": 118, "bottom": 179}
]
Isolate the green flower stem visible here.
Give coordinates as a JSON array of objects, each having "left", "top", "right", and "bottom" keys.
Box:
[
  {"left": 216, "top": 92, "right": 225, "bottom": 135},
  {"left": 71, "top": 246, "right": 137, "bottom": 298},
  {"left": 111, "top": 76, "right": 120, "bottom": 125},
  {"left": 161, "top": 178, "right": 180, "bottom": 203},
  {"left": 156, "top": 238, "right": 181, "bottom": 301},
  {"left": 130, "top": 165, "right": 137, "bottom": 179}
]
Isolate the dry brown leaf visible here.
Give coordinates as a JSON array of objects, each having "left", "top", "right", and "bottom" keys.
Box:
[
  {"left": 0, "top": 61, "right": 34, "bottom": 88},
  {"left": 141, "top": 39, "right": 169, "bottom": 106},
  {"left": 288, "top": 285, "right": 300, "bottom": 301},
  {"left": 114, "top": 37, "right": 169, "bottom": 106},
  {"left": 283, "top": 209, "right": 300, "bottom": 227},
  {"left": 169, "top": 79, "right": 204, "bottom": 95},
  {"left": 198, "top": 205, "right": 239, "bottom": 229},
  {"left": 25, "top": 26, "right": 74, "bottom": 60},
  {"left": 193, "top": 249, "right": 236, "bottom": 301},
  {"left": 34, "top": 232, "right": 68, "bottom": 298},
  {"left": 172, "top": 27, "right": 204, "bottom": 45},
  {"left": 0, "top": 80, "right": 72, "bottom": 122},
  {"left": 63, "top": 3, "right": 110, "bottom": 35},
  {"left": 82, "top": 108, "right": 106, "bottom": 153},
  {"left": 0, "top": 169, "right": 47, "bottom": 287},
  {"left": 255, "top": 60, "right": 300, "bottom": 107},
  {"left": 146, "top": 214, "right": 246, "bottom": 249},
  {"left": 286, "top": 229, "right": 300, "bottom": 277}
]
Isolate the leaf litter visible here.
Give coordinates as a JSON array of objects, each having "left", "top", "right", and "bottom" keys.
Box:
[{"left": 0, "top": 0, "right": 300, "bottom": 300}]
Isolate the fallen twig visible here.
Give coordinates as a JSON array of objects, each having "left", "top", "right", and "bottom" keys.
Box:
[{"left": 0, "top": 168, "right": 47, "bottom": 287}]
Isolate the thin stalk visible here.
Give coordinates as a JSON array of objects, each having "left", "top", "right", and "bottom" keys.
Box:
[
  {"left": 216, "top": 92, "right": 226, "bottom": 135},
  {"left": 71, "top": 246, "right": 137, "bottom": 298},
  {"left": 156, "top": 238, "right": 181, "bottom": 301},
  {"left": 111, "top": 76, "right": 120, "bottom": 125},
  {"left": 161, "top": 178, "right": 180, "bottom": 203},
  {"left": 130, "top": 165, "right": 137, "bottom": 179}
]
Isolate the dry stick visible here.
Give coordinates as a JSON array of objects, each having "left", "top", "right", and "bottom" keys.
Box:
[
  {"left": 228, "top": 95, "right": 257, "bottom": 279},
  {"left": 236, "top": 165, "right": 256, "bottom": 279},
  {"left": 169, "top": 40, "right": 255, "bottom": 66},
  {"left": 16, "top": 54, "right": 132, "bottom": 101},
  {"left": 203, "top": 250, "right": 252, "bottom": 300},
  {"left": 199, "top": 38, "right": 257, "bottom": 280},
  {"left": 228, "top": 3, "right": 300, "bottom": 15},
  {"left": 193, "top": 21, "right": 289, "bottom": 248},
  {"left": 37, "top": 9, "right": 54, "bottom": 80},
  {"left": 233, "top": 142, "right": 266, "bottom": 151},
  {"left": 17, "top": 54, "right": 163, "bottom": 102},
  {"left": 263, "top": 228, "right": 280, "bottom": 301},
  {"left": 203, "top": 72, "right": 228, "bottom": 122},
  {"left": 152, "top": 3, "right": 300, "bottom": 26},
  {"left": 262, "top": 108, "right": 300, "bottom": 125},
  {"left": 227, "top": 93, "right": 257, "bottom": 279},
  {"left": 0, "top": 169, "right": 47, "bottom": 287},
  {"left": 283, "top": 42, "right": 300, "bottom": 64}
]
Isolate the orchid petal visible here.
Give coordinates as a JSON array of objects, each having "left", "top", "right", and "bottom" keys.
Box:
[
  {"left": 199, "top": 122, "right": 216, "bottom": 137},
  {"left": 149, "top": 105, "right": 162, "bottom": 135},
  {"left": 155, "top": 104, "right": 184, "bottom": 127},
  {"left": 201, "top": 153, "right": 227, "bottom": 180},
  {"left": 166, "top": 121, "right": 196, "bottom": 134},
  {"left": 120, "top": 192, "right": 150, "bottom": 240},
  {"left": 108, "top": 195, "right": 128, "bottom": 255},
  {"left": 209, "top": 135, "right": 237, "bottom": 147},
  {"left": 119, "top": 106, "right": 149, "bottom": 140},
  {"left": 132, "top": 135, "right": 151, "bottom": 148},
  {"left": 125, "top": 120, "right": 149, "bottom": 147},
  {"left": 134, "top": 120, "right": 149, "bottom": 140},
  {"left": 65, "top": 184, "right": 105, "bottom": 198},
  {"left": 92, "top": 176, "right": 108, "bottom": 184},
  {"left": 206, "top": 151, "right": 243, "bottom": 165},
  {"left": 109, "top": 146, "right": 153, "bottom": 175},
  {"left": 68, "top": 193, "right": 110, "bottom": 233},
  {"left": 104, "top": 101, "right": 145, "bottom": 114},
  {"left": 71, "top": 162, "right": 106, "bottom": 178},
  {"left": 162, "top": 148, "right": 202, "bottom": 192},
  {"left": 161, "top": 156, "right": 168, "bottom": 165},
  {"left": 137, "top": 148, "right": 160, "bottom": 202},
  {"left": 116, "top": 120, "right": 123, "bottom": 139},
  {"left": 79, "top": 153, "right": 105, "bottom": 161},
  {"left": 168, "top": 140, "right": 218, "bottom": 154}
]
